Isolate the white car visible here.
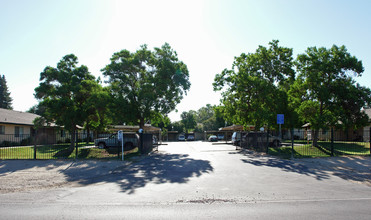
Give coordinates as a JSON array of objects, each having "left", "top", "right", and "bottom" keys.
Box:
[{"left": 178, "top": 135, "right": 185, "bottom": 141}]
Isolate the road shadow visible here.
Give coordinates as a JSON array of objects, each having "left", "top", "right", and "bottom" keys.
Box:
[
  {"left": 297, "top": 156, "right": 371, "bottom": 186},
  {"left": 0, "top": 152, "right": 214, "bottom": 194},
  {"left": 237, "top": 150, "right": 330, "bottom": 181},
  {"left": 231, "top": 149, "right": 371, "bottom": 186}
]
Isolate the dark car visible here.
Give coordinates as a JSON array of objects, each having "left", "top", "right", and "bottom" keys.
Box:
[
  {"left": 208, "top": 135, "right": 218, "bottom": 142},
  {"left": 94, "top": 133, "right": 139, "bottom": 151},
  {"left": 243, "top": 132, "right": 281, "bottom": 147},
  {"left": 217, "top": 134, "right": 224, "bottom": 140}
]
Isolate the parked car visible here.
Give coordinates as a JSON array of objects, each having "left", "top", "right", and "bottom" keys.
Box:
[
  {"left": 232, "top": 132, "right": 242, "bottom": 146},
  {"left": 217, "top": 134, "right": 224, "bottom": 140},
  {"left": 208, "top": 135, "right": 218, "bottom": 142},
  {"left": 178, "top": 134, "right": 185, "bottom": 141},
  {"left": 94, "top": 133, "right": 139, "bottom": 151},
  {"left": 243, "top": 132, "right": 281, "bottom": 148},
  {"left": 187, "top": 135, "right": 195, "bottom": 141}
]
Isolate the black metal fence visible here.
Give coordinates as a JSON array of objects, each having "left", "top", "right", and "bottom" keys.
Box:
[
  {"left": 0, "top": 132, "right": 155, "bottom": 160},
  {"left": 237, "top": 129, "right": 371, "bottom": 159}
]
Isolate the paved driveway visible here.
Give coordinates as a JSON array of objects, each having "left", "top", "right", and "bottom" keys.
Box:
[{"left": 0, "top": 141, "right": 370, "bottom": 219}]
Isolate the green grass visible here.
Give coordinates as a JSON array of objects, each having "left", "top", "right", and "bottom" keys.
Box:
[
  {"left": 269, "top": 145, "right": 330, "bottom": 159},
  {"left": 320, "top": 142, "right": 370, "bottom": 156},
  {"left": 270, "top": 141, "right": 370, "bottom": 159},
  {"left": 0, "top": 143, "right": 140, "bottom": 160}
]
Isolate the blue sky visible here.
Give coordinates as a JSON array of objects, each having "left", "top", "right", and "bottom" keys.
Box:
[{"left": 1, "top": 0, "right": 370, "bottom": 122}]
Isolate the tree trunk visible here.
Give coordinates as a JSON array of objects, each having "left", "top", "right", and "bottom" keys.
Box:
[
  {"left": 139, "top": 117, "right": 145, "bottom": 129},
  {"left": 313, "top": 101, "right": 324, "bottom": 147},
  {"left": 312, "top": 129, "right": 319, "bottom": 147},
  {"left": 86, "top": 123, "right": 90, "bottom": 145},
  {"left": 69, "top": 126, "right": 76, "bottom": 152}
]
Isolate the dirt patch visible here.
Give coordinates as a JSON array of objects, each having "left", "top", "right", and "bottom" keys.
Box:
[
  {"left": 0, "top": 160, "right": 130, "bottom": 194},
  {"left": 0, "top": 171, "right": 73, "bottom": 193}
]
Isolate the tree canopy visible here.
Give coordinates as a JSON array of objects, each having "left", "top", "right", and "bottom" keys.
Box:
[
  {"left": 34, "top": 54, "right": 98, "bottom": 150},
  {"left": 291, "top": 45, "right": 370, "bottom": 145},
  {"left": 102, "top": 43, "right": 191, "bottom": 128},
  {"left": 213, "top": 40, "right": 295, "bottom": 130},
  {"left": 181, "top": 111, "right": 197, "bottom": 133}
]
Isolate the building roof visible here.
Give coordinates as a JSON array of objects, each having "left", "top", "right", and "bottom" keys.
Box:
[
  {"left": 219, "top": 124, "right": 255, "bottom": 131},
  {"left": 109, "top": 124, "right": 161, "bottom": 132},
  {"left": 0, "top": 108, "right": 40, "bottom": 126}
]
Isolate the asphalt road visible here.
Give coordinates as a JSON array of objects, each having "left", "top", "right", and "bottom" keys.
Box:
[{"left": 0, "top": 141, "right": 370, "bottom": 219}]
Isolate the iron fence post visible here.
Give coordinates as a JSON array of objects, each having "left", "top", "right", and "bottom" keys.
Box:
[
  {"left": 140, "top": 132, "right": 143, "bottom": 155},
  {"left": 34, "top": 131, "right": 37, "bottom": 160},
  {"left": 75, "top": 131, "right": 78, "bottom": 160},
  {"left": 331, "top": 128, "right": 334, "bottom": 156},
  {"left": 369, "top": 129, "right": 371, "bottom": 156},
  {"left": 291, "top": 128, "right": 294, "bottom": 159},
  {"left": 266, "top": 129, "right": 269, "bottom": 154}
]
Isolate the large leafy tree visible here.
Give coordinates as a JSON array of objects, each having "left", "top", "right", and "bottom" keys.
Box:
[
  {"left": 213, "top": 40, "right": 295, "bottom": 130},
  {"left": 291, "top": 45, "right": 370, "bottom": 146},
  {"left": 34, "top": 54, "right": 96, "bottom": 151},
  {"left": 196, "top": 104, "right": 215, "bottom": 123},
  {"left": 102, "top": 43, "right": 190, "bottom": 128},
  {"left": 194, "top": 104, "right": 229, "bottom": 132},
  {"left": 81, "top": 80, "right": 113, "bottom": 141},
  {"left": 181, "top": 111, "right": 197, "bottom": 133},
  {"left": 0, "top": 75, "right": 13, "bottom": 109}
]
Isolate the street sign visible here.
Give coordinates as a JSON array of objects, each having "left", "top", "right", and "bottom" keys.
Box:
[
  {"left": 117, "top": 130, "right": 124, "bottom": 161},
  {"left": 277, "top": 114, "right": 284, "bottom": 124},
  {"left": 117, "top": 130, "right": 123, "bottom": 141}
]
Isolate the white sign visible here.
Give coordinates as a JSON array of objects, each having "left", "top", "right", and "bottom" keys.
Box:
[
  {"left": 118, "top": 130, "right": 124, "bottom": 161},
  {"left": 118, "top": 130, "right": 123, "bottom": 141}
]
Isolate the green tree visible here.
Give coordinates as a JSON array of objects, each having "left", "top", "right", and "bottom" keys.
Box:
[
  {"left": 196, "top": 104, "right": 214, "bottom": 123},
  {"left": 102, "top": 43, "right": 190, "bottom": 128},
  {"left": 194, "top": 104, "right": 229, "bottom": 132},
  {"left": 333, "top": 78, "right": 371, "bottom": 131},
  {"left": 213, "top": 40, "right": 295, "bottom": 130},
  {"left": 292, "top": 45, "right": 369, "bottom": 146},
  {"left": 170, "top": 121, "right": 185, "bottom": 133},
  {"left": 34, "top": 54, "right": 96, "bottom": 151},
  {"left": 28, "top": 104, "right": 46, "bottom": 116},
  {"left": 181, "top": 111, "right": 197, "bottom": 133},
  {"left": 0, "top": 75, "right": 13, "bottom": 109},
  {"left": 81, "top": 81, "right": 112, "bottom": 142}
]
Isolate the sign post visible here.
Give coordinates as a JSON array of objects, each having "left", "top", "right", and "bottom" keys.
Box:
[
  {"left": 118, "top": 130, "right": 124, "bottom": 161},
  {"left": 277, "top": 114, "right": 284, "bottom": 139}
]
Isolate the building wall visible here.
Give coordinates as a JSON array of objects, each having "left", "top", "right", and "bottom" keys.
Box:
[
  {"left": 0, "top": 123, "right": 33, "bottom": 143},
  {"left": 364, "top": 126, "right": 371, "bottom": 142}
]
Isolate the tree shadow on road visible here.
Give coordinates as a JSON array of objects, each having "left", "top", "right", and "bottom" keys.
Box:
[
  {"left": 232, "top": 150, "right": 371, "bottom": 186},
  {"left": 231, "top": 150, "right": 331, "bottom": 181},
  {"left": 0, "top": 153, "right": 214, "bottom": 194},
  {"left": 67, "top": 153, "right": 214, "bottom": 194},
  {"left": 109, "top": 153, "right": 213, "bottom": 194}
]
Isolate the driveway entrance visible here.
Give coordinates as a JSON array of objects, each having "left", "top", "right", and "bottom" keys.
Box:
[{"left": 0, "top": 141, "right": 370, "bottom": 219}]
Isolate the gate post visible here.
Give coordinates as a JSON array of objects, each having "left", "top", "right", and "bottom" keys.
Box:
[
  {"left": 369, "top": 129, "right": 371, "bottom": 156},
  {"left": 331, "top": 127, "right": 334, "bottom": 156},
  {"left": 34, "top": 131, "right": 37, "bottom": 160},
  {"left": 291, "top": 128, "right": 294, "bottom": 159},
  {"left": 75, "top": 131, "right": 78, "bottom": 160},
  {"left": 266, "top": 128, "right": 269, "bottom": 154}
]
